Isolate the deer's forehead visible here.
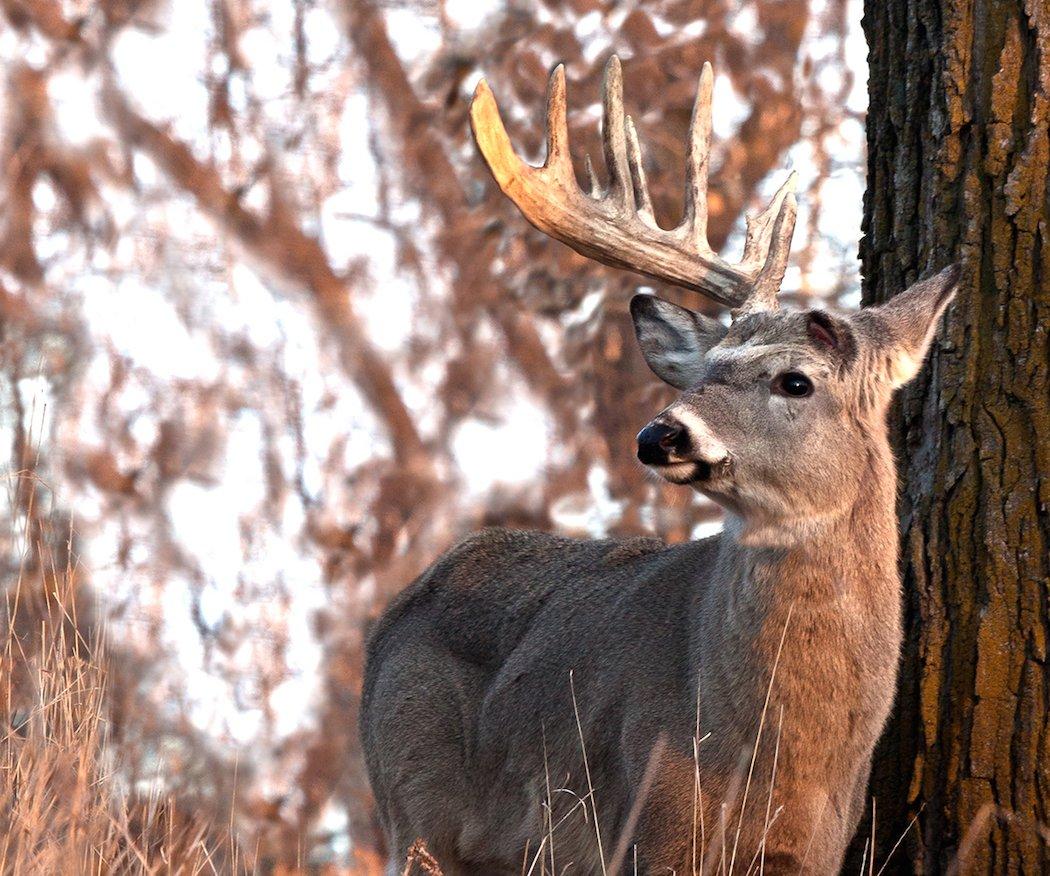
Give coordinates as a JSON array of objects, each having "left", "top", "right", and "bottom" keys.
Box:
[
  {"left": 708, "top": 316, "right": 830, "bottom": 373},
  {"left": 724, "top": 311, "right": 808, "bottom": 345},
  {"left": 705, "top": 342, "right": 781, "bottom": 371},
  {"left": 706, "top": 336, "right": 822, "bottom": 375}
]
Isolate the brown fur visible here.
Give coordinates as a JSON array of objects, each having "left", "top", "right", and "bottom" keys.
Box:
[{"left": 361, "top": 267, "right": 959, "bottom": 874}]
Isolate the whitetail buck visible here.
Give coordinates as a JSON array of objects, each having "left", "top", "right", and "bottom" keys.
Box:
[{"left": 361, "top": 57, "right": 959, "bottom": 874}]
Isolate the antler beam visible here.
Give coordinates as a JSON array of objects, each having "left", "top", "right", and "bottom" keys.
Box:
[{"left": 469, "top": 56, "right": 797, "bottom": 312}]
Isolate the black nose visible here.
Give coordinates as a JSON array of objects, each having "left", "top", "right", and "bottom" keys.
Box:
[{"left": 637, "top": 421, "right": 687, "bottom": 465}]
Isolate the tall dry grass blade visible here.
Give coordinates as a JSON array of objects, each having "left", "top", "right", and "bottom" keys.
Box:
[
  {"left": 608, "top": 732, "right": 668, "bottom": 875},
  {"left": 692, "top": 681, "right": 706, "bottom": 875},
  {"left": 542, "top": 724, "right": 555, "bottom": 876},
  {"left": 946, "top": 803, "right": 1000, "bottom": 876},
  {"left": 1, "top": 466, "right": 243, "bottom": 874},
  {"left": 756, "top": 704, "right": 784, "bottom": 875},
  {"left": 873, "top": 806, "right": 923, "bottom": 876},
  {"left": 743, "top": 804, "right": 783, "bottom": 876},
  {"left": 728, "top": 603, "right": 794, "bottom": 874},
  {"left": 701, "top": 748, "right": 748, "bottom": 875},
  {"left": 868, "top": 798, "right": 876, "bottom": 876},
  {"left": 569, "top": 668, "right": 608, "bottom": 875},
  {"left": 401, "top": 838, "right": 445, "bottom": 876},
  {"left": 795, "top": 795, "right": 829, "bottom": 872},
  {"left": 857, "top": 838, "right": 869, "bottom": 876},
  {"left": 524, "top": 725, "right": 587, "bottom": 876}
]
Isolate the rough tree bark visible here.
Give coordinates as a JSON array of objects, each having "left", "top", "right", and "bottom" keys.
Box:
[{"left": 854, "top": 0, "right": 1049, "bottom": 872}]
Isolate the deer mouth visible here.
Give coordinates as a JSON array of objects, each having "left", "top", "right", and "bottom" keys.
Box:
[{"left": 652, "top": 457, "right": 727, "bottom": 485}]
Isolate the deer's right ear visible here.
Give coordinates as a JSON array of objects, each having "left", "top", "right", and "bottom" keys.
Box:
[
  {"left": 630, "top": 295, "right": 726, "bottom": 389},
  {"left": 853, "top": 264, "right": 960, "bottom": 388}
]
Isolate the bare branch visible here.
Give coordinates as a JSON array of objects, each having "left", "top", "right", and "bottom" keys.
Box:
[{"left": 102, "top": 81, "right": 430, "bottom": 467}]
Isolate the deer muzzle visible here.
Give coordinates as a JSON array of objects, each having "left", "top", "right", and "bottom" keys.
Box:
[{"left": 637, "top": 412, "right": 730, "bottom": 484}]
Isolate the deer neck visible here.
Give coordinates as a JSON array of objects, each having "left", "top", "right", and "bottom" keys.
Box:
[
  {"left": 691, "top": 433, "right": 903, "bottom": 705},
  {"left": 728, "top": 431, "right": 896, "bottom": 601}
]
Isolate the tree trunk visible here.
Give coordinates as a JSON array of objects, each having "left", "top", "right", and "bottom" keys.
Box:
[{"left": 854, "top": 0, "right": 1049, "bottom": 872}]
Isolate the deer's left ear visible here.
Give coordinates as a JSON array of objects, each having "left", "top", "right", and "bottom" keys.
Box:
[
  {"left": 630, "top": 295, "right": 727, "bottom": 389},
  {"left": 854, "top": 264, "right": 961, "bottom": 388}
]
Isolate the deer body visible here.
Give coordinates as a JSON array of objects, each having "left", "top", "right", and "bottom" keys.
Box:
[
  {"left": 361, "top": 57, "right": 959, "bottom": 874},
  {"left": 363, "top": 345, "right": 909, "bottom": 874}
]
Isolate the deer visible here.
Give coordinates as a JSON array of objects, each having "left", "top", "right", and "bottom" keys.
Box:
[{"left": 360, "top": 56, "right": 959, "bottom": 875}]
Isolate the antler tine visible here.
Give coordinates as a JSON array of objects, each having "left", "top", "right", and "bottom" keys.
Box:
[
  {"left": 544, "top": 64, "right": 571, "bottom": 176},
  {"left": 469, "top": 56, "right": 798, "bottom": 310},
  {"left": 601, "top": 56, "right": 634, "bottom": 210},
  {"left": 625, "top": 115, "right": 656, "bottom": 226},
  {"left": 741, "top": 172, "right": 797, "bottom": 267},
  {"left": 738, "top": 181, "right": 798, "bottom": 314},
  {"left": 682, "top": 61, "right": 714, "bottom": 249},
  {"left": 469, "top": 76, "right": 536, "bottom": 197}
]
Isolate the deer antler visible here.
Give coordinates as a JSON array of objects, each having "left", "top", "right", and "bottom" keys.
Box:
[{"left": 469, "top": 56, "right": 797, "bottom": 313}]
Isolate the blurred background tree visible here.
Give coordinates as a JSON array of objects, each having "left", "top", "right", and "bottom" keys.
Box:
[{"left": 0, "top": 0, "right": 865, "bottom": 868}]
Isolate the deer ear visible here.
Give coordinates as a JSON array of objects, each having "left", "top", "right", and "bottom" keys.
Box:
[
  {"left": 630, "top": 295, "right": 727, "bottom": 389},
  {"left": 855, "top": 264, "right": 961, "bottom": 388}
]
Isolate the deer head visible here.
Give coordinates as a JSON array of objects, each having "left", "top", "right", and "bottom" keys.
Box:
[
  {"left": 630, "top": 271, "right": 957, "bottom": 544},
  {"left": 470, "top": 57, "right": 958, "bottom": 544}
]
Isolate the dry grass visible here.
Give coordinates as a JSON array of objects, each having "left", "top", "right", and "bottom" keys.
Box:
[
  {"left": 0, "top": 471, "right": 246, "bottom": 875},
  {"left": 0, "top": 469, "right": 928, "bottom": 876},
  {"left": 0, "top": 468, "right": 954, "bottom": 876}
]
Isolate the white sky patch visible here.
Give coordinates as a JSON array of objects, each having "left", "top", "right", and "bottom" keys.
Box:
[
  {"left": 48, "top": 68, "right": 104, "bottom": 147},
  {"left": 34, "top": 227, "right": 74, "bottom": 266},
  {"left": 80, "top": 275, "right": 221, "bottom": 382},
  {"left": 316, "top": 802, "right": 351, "bottom": 862},
  {"left": 323, "top": 198, "right": 381, "bottom": 267},
  {"left": 445, "top": 0, "right": 501, "bottom": 31},
  {"left": 681, "top": 19, "right": 708, "bottom": 39},
  {"left": 576, "top": 11, "right": 611, "bottom": 65},
  {"left": 649, "top": 15, "right": 676, "bottom": 38},
  {"left": 110, "top": 6, "right": 211, "bottom": 145},
  {"left": 452, "top": 398, "right": 552, "bottom": 495},
  {"left": 326, "top": 91, "right": 384, "bottom": 266},
  {"left": 550, "top": 466, "right": 627, "bottom": 537},
  {"left": 727, "top": 5, "right": 762, "bottom": 45},
  {"left": 691, "top": 517, "right": 724, "bottom": 540},
  {"left": 383, "top": 9, "right": 442, "bottom": 63},
  {"left": 336, "top": 91, "right": 380, "bottom": 197},
  {"left": 241, "top": 23, "right": 291, "bottom": 103},
  {"left": 303, "top": 6, "right": 342, "bottom": 65},
  {"left": 166, "top": 482, "right": 245, "bottom": 588},
  {"left": 16, "top": 376, "right": 54, "bottom": 448},
  {"left": 711, "top": 74, "right": 749, "bottom": 141},
  {"left": 351, "top": 231, "right": 418, "bottom": 352},
  {"left": 560, "top": 289, "right": 604, "bottom": 330},
  {"left": 817, "top": 164, "right": 865, "bottom": 242},
  {"left": 228, "top": 262, "right": 285, "bottom": 349},
  {"left": 31, "top": 178, "right": 57, "bottom": 214},
  {"left": 844, "top": 0, "right": 869, "bottom": 113}
]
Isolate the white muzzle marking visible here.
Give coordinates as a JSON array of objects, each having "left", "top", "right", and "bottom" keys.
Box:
[{"left": 669, "top": 408, "right": 729, "bottom": 463}]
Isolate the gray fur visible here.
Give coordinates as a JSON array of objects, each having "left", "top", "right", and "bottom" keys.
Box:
[{"left": 361, "top": 266, "right": 959, "bottom": 874}]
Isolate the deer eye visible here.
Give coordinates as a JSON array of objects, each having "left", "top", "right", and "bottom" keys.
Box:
[{"left": 771, "top": 371, "right": 813, "bottom": 398}]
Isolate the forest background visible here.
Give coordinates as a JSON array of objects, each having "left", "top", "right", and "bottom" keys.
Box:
[{"left": 0, "top": 0, "right": 887, "bottom": 870}]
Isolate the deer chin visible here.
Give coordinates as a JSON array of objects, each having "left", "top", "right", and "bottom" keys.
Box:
[
  {"left": 649, "top": 461, "right": 705, "bottom": 484},
  {"left": 651, "top": 456, "right": 731, "bottom": 486}
]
